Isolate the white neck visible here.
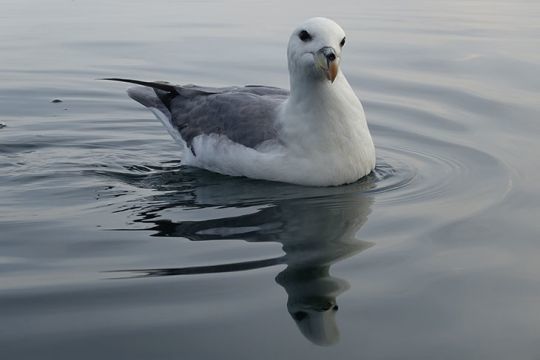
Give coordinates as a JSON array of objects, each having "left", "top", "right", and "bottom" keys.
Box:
[
  {"left": 281, "top": 69, "right": 371, "bottom": 141},
  {"left": 272, "top": 67, "right": 376, "bottom": 185},
  {"left": 287, "top": 70, "right": 352, "bottom": 115}
]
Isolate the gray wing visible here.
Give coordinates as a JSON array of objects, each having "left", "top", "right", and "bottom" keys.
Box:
[
  {"left": 104, "top": 78, "right": 289, "bottom": 151},
  {"left": 169, "top": 87, "right": 288, "bottom": 149}
]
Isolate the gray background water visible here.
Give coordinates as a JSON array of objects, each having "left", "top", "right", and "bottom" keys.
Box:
[{"left": 1, "top": 0, "right": 540, "bottom": 358}]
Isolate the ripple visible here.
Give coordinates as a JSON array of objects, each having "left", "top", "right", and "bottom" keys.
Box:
[
  {"left": 84, "top": 117, "right": 511, "bottom": 228},
  {"left": 365, "top": 127, "right": 512, "bottom": 222}
]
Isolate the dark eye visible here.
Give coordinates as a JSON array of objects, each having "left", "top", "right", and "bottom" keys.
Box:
[
  {"left": 293, "top": 311, "right": 308, "bottom": 321},
  {"left": 340, "top": 37, "right": 346, "bottom": 47},
  {"left": 298, "top": 30, "right": 312, "bottom": 42}
]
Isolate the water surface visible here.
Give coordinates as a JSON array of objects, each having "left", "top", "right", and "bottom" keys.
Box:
[{"left": 1, "top": 0, "right": 540, "bottom": 359}]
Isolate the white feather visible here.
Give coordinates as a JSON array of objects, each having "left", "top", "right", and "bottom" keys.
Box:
[{"left": 153, "top": 18, "right": 376, "bottom": 186}]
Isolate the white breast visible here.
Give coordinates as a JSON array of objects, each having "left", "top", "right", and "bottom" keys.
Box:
[{"left": 180, "top": 74, "right": 375, "bottom": 187}]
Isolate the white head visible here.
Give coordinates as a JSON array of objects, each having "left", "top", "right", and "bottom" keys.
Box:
[{"left": 287, "top": 18, "right": 347, "bottom": 85}]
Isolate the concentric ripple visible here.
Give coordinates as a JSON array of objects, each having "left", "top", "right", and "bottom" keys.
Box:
[
  {"left": 86, "top": 120, "right": 511, "bottom": 230},
  {"left": 371, "top": 139, "right": 511, "bottom": 212}
]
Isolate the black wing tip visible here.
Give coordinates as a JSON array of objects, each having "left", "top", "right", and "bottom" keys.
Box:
[
  {"left": 99, "top": 77, "right": 178, "bottom": 94},
  {"left": 98, "top": 77, "right": 148, "bottom": 82},
  {"left": 98, "top": 77, "right": 138, "bottom": 83}
]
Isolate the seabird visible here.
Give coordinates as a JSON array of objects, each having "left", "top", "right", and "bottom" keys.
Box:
[{"left": 105, "top": 17, "right": 375, "bottom": 186}]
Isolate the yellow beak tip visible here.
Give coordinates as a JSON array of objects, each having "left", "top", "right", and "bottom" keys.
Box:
[{"left": 326, "top": 62, "right": 338, "bottom": 82}]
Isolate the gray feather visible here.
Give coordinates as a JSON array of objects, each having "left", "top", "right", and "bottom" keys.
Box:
[
  {"left": 107, "top": 78, "right": 289, "bottom": 150},
  {"left": 169, "top": 86, "right": 288, "bottom": 148}
]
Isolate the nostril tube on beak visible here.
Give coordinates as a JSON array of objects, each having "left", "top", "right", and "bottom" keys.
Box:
[{"left": 317, "top": 47, "right": 339, "bottom": 82}]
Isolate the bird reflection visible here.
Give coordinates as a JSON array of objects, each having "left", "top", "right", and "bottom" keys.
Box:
[{"left": 112, "top": 169, "right": 375, "bottom": 346}]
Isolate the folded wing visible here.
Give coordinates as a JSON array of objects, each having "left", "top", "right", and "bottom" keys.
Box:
[{"left": 105, "top": 78, "right": 289, "bottom": 151}]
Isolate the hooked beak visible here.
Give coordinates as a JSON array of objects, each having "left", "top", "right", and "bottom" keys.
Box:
[{"left": 315, "top": 47, "right": 339, "bottom": 83}]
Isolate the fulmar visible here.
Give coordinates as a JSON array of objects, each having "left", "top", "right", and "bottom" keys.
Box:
[{"left": 105, "top": 17, "right": 375, "bottom": 186}]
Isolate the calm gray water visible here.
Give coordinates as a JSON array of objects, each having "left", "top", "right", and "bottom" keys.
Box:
[{"left": 1, "top": 0, "right": 540, "bottom": 358}]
